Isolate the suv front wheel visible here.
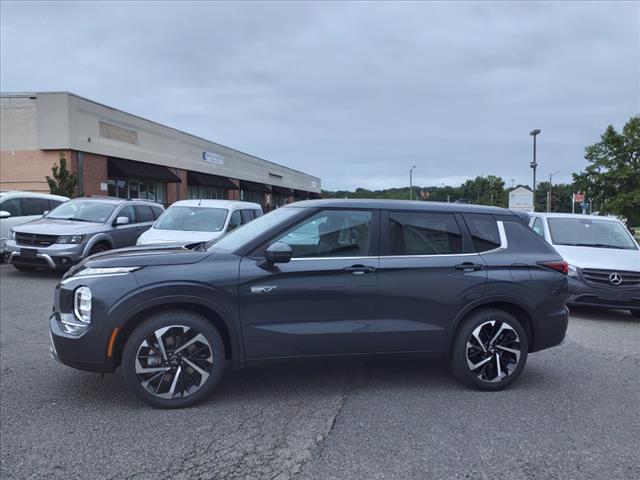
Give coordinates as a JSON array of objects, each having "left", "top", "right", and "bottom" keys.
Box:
[
  {"left": 122, "top": 310, "right": 225, "bottom": 408},
  {"left": 451, "top": 308, "right": 528, "bottom": 391}
]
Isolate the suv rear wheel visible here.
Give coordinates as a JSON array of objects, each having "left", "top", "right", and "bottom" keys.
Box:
[
  {"left": 122, "top": 310, "right": 225, "bottom": 408},
  {"left": 451, "top": 308, "right": 528, "bottom": 390}
]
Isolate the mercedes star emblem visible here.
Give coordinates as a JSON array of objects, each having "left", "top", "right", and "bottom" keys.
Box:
[{"left": 608, "top": 272, "right": 623, "bottom": 286}]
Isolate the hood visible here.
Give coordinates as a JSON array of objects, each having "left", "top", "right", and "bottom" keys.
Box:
[
  {"left": 554, "top": 245, "right": 640, "bottom": 272},
  {"left": 138, "top": 228, "right": 223, "bottom": 245},
  {"left": 12, "top": 218, "right": 104, "bottom": 235},
  {"left": 69, "top": 243, "right": 213, "bottom": 273}
]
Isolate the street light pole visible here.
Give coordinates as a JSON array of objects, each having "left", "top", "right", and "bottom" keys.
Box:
[
  {"left": 547, "top": 170, "right": 559, "bottom": 212},
  {"left": 530, "top": 129, "right": 541, "bottom": 211},
  {"left": 409, "top": 165, "right": 416, "bottom": 200}
]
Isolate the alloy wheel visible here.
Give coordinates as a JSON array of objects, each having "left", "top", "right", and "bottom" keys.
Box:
[
  {"left": 465, "top": 320, "right": 521, "bottom": 383},
  {"left": 134, "top": 325, "right": 214, "bottom": 399}
]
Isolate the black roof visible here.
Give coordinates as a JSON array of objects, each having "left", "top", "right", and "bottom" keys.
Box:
[{"left": 285, "top": 199, "right": 516, "bottom": 215}]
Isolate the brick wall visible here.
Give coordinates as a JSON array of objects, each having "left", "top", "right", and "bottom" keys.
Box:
[
  {"left": 80, "top": 152, "right": 108, "bottom": 196},
  {"left": 167, "top": 168, "right": 188, "bottom": 204},
  {"left": 0, "top": 149, "right": 73, "bottom": 192},
  {"left": 227, "top": 178, "right": 240, "bottom": 200}
]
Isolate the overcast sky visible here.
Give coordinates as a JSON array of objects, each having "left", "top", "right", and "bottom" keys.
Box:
[{"left": 1, "top": 1, "right": 638, "bottom": 191}]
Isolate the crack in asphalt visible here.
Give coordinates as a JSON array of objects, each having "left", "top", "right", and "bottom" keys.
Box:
[{"left": 111, "top": 363, "right": 374, "bottom": 480}]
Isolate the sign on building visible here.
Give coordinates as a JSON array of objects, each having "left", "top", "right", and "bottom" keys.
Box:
[
  {"left": 508, "top": 186, "right": 534, "bottom": 212},
  {"left": 202, "top": 151, "right": 224, "bottom": 166}
]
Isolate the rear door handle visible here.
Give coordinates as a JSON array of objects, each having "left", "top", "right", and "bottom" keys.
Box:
[
  {"left": 343, "top": 265, "right": 376, "bottom": 275},
  {"left": 455, "top": 262, "right": 484, "bottom": 271}
]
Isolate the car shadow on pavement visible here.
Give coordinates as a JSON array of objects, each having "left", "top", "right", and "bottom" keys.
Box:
[{"left": 50, "top": 354, "right": 556, "bottom": 410}]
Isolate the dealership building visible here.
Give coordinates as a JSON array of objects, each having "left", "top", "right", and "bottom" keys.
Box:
[{"left": 0, "top": 92, "right": 321, "bottom": 208}]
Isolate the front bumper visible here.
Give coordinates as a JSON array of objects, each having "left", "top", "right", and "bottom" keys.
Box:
[
  {"left": 49, "top": 314, "right": 113, "bottom": 373},
  {"left": 568, "top": 277, "right": 640, "bottom": 312},
  {"left": 5, "top": 241, "right": 85, "bottom": 269}
]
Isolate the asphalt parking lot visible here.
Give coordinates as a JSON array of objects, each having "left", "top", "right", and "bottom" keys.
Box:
[{"left": 1, "top": 264, "right": 638, "bottom": 480}]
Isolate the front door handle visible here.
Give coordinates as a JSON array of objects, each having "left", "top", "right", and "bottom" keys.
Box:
[
  {"left": 455, "top": 262, "right": 484, "bottom": 271},
  {"left": 343, "top": 265, "right": 376, "bottom": 275}
]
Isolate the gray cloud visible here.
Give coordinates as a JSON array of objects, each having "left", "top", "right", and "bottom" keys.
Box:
[{"left": 1, "top": 1, "right": 638, "bottom": 190}]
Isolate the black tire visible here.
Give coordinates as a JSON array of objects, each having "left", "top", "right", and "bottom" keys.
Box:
[
  {"left": 630, "top": 310, "right": 640, "bottom": 319},
  {"left": 122, "top": 310, "right": 225, "bottom": 409},
  {"left": 450, "top": 308, "right": 528, "bottom": 391},
  {"left": 13, "top": 264, "right": 37, "bottom": 272},
  {"left": 89, "top": 242, "right": 110, "bottom": 256}
]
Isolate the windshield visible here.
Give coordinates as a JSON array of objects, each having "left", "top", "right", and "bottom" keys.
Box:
[
  {"left": 155, "top": 206, "right": 228, "bottom": 232},
  {"left": 548, "top": 217, "right": 638, "bottom": 250},
  {"left": 47, "top": 200, "right": 115, "bottom": 223},
  {"left": 209, "top": 207, "right": 301, "bottom": 252}
]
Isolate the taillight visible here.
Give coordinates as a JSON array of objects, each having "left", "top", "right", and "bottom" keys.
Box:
[{"left": 537, "top": 260, "right": 568, "bottom": 275}]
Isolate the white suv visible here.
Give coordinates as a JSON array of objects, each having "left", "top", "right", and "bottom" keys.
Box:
[
  {"left": 529, "top": 212, "right": 640, "bottom": 317},
  {"left": 136, "top": 200, "right": 263, "bottom": 246},
  {"left": 0, "top": 191, "right": 68, "bottom": 254}
]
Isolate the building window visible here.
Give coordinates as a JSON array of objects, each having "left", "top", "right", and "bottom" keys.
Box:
[
  {"left": 108, "top": 178, "right": 166, "bottom": 204},
  {"left": 240, "top": 190, "right": 264, "bottom": 206},
  {"left": 188, "top": 186, "right": 226, "bottom": 200}
]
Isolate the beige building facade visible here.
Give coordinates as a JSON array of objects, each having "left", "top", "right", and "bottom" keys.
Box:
[{"left": 0, "top": 92, "right": 321, "bottom": 209}]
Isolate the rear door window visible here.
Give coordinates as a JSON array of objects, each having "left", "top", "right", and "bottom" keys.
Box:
[
  {"left": 387, "top": 211, "right": 462, "bottom": 255},
  {"left": 21, "top": 197, "right": 51, "bottom": 216},
  {"left": 150, "top": 205, "right": 164, "bottom": 219},
  {"left": 241, "top": 209, "right": 256, "bottom": 224},
  {"left": 134, "top": 205, "right": 154, "bottom": 223},
  {"left": 463, "top": 213, "right": 501, "bottom": 252}
]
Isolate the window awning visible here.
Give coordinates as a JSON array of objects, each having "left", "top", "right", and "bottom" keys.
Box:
[
  {"left": 308, "top": 192, "right": 322, "bottom": 199},
  {"left": 240, "top": 180, "right": 271, "bottom": 193},
  {"left": 293, "top": 189, "right": 309, "bottom": 198},
  {"left": 187, "top": 171, "right": 238, "bottom": 189},
  {"left": 271, "top": 185, "right": 294, "bottom": 196},
  {"left": 107, "top": 157, "right": 181, "bottom": 183}
]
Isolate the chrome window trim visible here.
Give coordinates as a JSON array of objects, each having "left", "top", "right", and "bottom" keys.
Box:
[{"left": 287, "top": 221, "right": 508, "bottom": 261}]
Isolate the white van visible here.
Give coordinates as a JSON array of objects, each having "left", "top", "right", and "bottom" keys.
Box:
[
  {"left": 0, "top": 191, "right": 68, "bottom": 254},
  {"left": 529, "top": 213, "right": 640, "bottom": 317},
  {"left": 136, "top": 200, "right": 263, "bottom": 246}
]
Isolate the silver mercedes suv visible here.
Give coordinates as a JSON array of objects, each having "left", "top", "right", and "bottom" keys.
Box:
[{"left": 5, "top": 197, "right": 163, "bottom": 271}]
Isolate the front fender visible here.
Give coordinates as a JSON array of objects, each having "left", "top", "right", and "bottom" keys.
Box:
[
  {"left": 82, "top": 233, "right": 114, "bottom": 257},
  {"left": 107, "top": 282, "right": 243, "bottom": 368}
]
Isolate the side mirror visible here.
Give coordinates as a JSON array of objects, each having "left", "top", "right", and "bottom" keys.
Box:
[
  {"left": 114, "top": 216, "right": 130, "bottom": 226},
  {"left": 265, "top": 242, "right": 292, "bottom": 264},
  {"left": 0, "top": 210, "right": 10, "bottom": 219}
]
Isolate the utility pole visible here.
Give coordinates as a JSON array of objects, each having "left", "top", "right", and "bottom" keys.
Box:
[
  {"left": 409, "top": 165, "right": 416, "bottom": 200},
  {"left": 530, "top": 129, "right": 541, "bottom": 211}
]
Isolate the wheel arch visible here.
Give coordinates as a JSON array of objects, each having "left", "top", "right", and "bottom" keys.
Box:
[
  {"left": 109, "top": 295, "right": 242, "bottom": 370},
  {"left": 447, "top": 297, "right": 534, "bottom": 354},
  {"left": 82, "top": 234, "right": 114, "bottom": 257}
]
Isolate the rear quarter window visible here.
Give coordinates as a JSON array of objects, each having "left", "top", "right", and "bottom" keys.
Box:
[
  {"left": 503, "top": 220, "right": 558, "bottom": 254},
  {"left": 463, "top": 213, "right": 501, "bottom": 252},
  {"left": 134, "top": 205, "right": 155, "bottom": 223}
]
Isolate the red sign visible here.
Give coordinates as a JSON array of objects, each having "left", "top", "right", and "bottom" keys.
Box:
[{"left": 574, "top": 193, "right": 585, "bottom": 203}]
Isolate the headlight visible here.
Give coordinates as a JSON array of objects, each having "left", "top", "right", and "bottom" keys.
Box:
[
  {"left": 567, "top": 264, "right": 580, "bottom": 279},
  {"left": 61, "top": 286, "right": 92, "bottom": 335},
  {"left": 8, "top": 230, "right": 15, "bottom": 240},
  {"left": 76, "top": 266, "right": 140, "bottom": 277},
  {"left": 57, "top": 235, "right": 86, "bottom": 244},
  {"left": 73, "top": 286, "right": 92, "bottom": 324}
]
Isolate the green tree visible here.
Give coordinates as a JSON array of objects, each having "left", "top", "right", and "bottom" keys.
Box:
[
  {"left": 573, "top": 116, "right": 640, "bottom": 224},
  {"left": 534, "top": 182, "right": 575, "bottom": 213},
  {"left": 46, "top": 152, "right": 78, "bottom": 197}
]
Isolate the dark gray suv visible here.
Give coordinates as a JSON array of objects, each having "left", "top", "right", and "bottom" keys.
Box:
[
  {"left": 49, "top": 200, "right": 569, "bottom": 408},
  {"left": 6, "top": 197, "right": 163, "bottom": 271}
]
